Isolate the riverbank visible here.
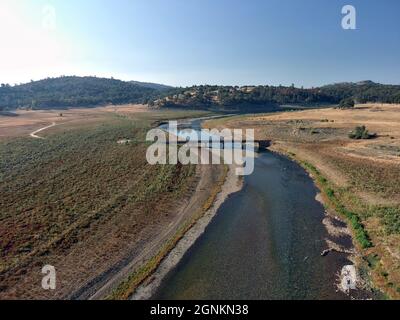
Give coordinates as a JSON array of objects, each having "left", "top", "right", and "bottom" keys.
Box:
[
  {"left": 127, "top": 115, "right": 365, "bottom": 300},
  {"left": 129, "top": 163, "right": 242, "bottom": 300},
  {"left": 204, "top": 104, "right": 400, "bottom": 299},
  {"left": 151, "top": 150, "right": 354, "bottom": 299},
  {"left": 272, "top": 149, "right": 376, "bottom": 298},
  {"left": 89, "top": 164, "right": 227, "bottom": 300}
]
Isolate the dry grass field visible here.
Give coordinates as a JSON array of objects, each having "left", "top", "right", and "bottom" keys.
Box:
[
  {"left": 205, "top": 104, "right": 400, "bottom": 298},
  {"left": 0, "top": 105, "right": 214, "bottom": 299}
]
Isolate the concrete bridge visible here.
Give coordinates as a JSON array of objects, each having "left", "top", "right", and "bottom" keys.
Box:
[{"left": 166, "top": 138, "right": 271, "bottom": 151}]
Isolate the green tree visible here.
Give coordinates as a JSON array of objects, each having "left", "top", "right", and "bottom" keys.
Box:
[{"left": 338, "top": 98, "right": 355, "bottom": 109}]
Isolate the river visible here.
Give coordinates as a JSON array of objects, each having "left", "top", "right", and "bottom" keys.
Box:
[{"left": 152, "top": 118, "right": 353, "bottom": 300}]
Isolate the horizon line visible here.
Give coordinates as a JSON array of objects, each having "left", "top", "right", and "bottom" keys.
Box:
[{"left": 2, "top": 75, "right": 399, "bottom": 90}]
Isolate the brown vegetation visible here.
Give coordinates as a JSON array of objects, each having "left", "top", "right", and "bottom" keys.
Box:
[{"left": 0, "top": 106, "right": 214, "bottom": 299}]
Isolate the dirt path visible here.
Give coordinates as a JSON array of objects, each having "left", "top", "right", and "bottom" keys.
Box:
[
  {"left": 29, "top": 122, "right": 57, "bottom": 139},
  {"left": 131, "top": 163, "right": 242, "bottom": 300},
  {"left": 68, "top": 164, "right": 225, "bottom": 300}
]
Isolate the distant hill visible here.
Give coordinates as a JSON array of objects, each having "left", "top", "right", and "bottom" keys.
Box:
[
  {"left": 152, "top": 81, "right": 400, "bottom": 110},
  {"left": 1, "top": 77, "right": 399, "bottom": 112},
  {"left": 0, "top": 76, "right": 170, "bottom": 111}
]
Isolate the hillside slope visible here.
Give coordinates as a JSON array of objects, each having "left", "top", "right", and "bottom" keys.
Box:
[
  {"left": 1, "top": 78, "right": 399, "bottom": 112},
  {"left": 0, "top": 76, "right": 169, "bottom": 110}
]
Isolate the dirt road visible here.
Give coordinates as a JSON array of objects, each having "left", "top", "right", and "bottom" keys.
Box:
[{"left": 29, "top": 122, "right": 57, "bottom": 139}]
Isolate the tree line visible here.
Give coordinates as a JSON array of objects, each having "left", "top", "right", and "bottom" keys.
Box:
[
  {"left": 1, "top": 77, "right": 399, "bottom": 111},
  {"left": 154, "top": 81, "right": 400, "bottom": 110}
]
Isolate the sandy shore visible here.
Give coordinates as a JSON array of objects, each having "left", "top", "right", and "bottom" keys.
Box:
[{"left": 131, "top": 163, "right": 243, "bottom": 300}]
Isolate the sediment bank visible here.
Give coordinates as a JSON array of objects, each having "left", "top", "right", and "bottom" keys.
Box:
[{"left": 130, "top": 163, "right": 242, "bottom": 300}]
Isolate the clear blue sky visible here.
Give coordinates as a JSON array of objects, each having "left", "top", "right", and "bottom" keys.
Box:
[{"left": 1, "top": 0, "right": 399, "bottom": 87}]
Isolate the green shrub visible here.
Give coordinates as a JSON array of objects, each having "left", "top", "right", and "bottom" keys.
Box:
[
  {"left": 349, "top": 125, "right": 377, "bottom": 140},
  {"left": 337, "top": 98, "right": 355, "bottom": 109},
  {"left": 326, "top": 188, "right": 335, "bottom": 199}
]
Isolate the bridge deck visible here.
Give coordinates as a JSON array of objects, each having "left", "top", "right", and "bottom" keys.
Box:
[{"left": 165, "top": 139, "right": 271, "bottom": 150}]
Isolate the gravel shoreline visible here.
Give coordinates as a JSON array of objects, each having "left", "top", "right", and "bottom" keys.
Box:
[{"left": 131, "top": 163, "right": 243, "bottom": 300}]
